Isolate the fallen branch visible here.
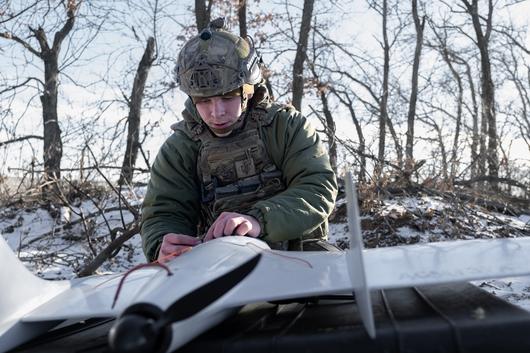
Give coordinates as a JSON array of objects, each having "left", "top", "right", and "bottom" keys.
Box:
[
  {"left": 454, "top": 176, "right": 529, "bottom": 191},
  {"left": 77, "top": 221, "right": 141, "bottom": 277},
  {"left": 24, "top": 205, "right": 137, "bottom": 246},
  {"left": 417, "top": 185, "right": 530, "bottom": 217},
  {"left": 453, "top": 191, "right": 529, "bottom": 217},
  {"left": 373, "top": 181, "right": 530, "bottom": 217}
]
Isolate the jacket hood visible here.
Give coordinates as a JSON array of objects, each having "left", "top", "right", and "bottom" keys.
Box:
[{"left": 183, "top": 97, "right": 203, "bottom": 124}]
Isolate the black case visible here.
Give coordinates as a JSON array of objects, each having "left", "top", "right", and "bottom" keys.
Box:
[
  {"left": 12, "top": 283, "right": 530, "bottom": 353},
  {"left": 180, "top": 282, "right": 530, "bottom": 353}
]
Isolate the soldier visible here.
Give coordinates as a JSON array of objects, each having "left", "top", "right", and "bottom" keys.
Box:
[{"left": 141, "top": 18, "right": 338, "bottom": 262}]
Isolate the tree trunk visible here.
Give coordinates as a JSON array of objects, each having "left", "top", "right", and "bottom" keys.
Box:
[
  {"left": 41, "top": 52, "right": 63, "bottom": 182},
  {"left": 437, "top": 124, "right": 449, "bottom": 181},
  {"left": 319, "top": 91, "right": 337, "bottom": 173},
  {"left": 237, "top": 0, "right": 247, "bottom": 38},
  {"left": 448, "top": 64, "right": 463, "bottom": 181},
  {"left": 331, "top": 88, "right": 366, "bottom": 182},
  {"left": 195, "top": 0, "right": 211, "bottom": 32},
  {"left": 464, "top": 0, "right": 498, "bottom": 183},
  {"left": 291, "top": 0, "right": 315, "bottom": 111},
  {"left": 119, "top": 37, "right": 156, "bottom": 186},
  {"left": 376, "top": 0, "right": 389, "bottom": 179},
  {"left": 479, "top": 101, "right": 488, "bottom": 177},
  {"left": 450, "top": 93, "right": 464, "bottom": 180},
  {"left": 405, "top": 0, "right": 425, "bottom": 177},
  {"left": 432, "top": 24, "right": 463, "bottom": 181},
  {"left": 34, "top": 2, "right": 77, "bottom": 186},
  {"left": 463, "top": 62, "right": 480, "bottom": 179}
]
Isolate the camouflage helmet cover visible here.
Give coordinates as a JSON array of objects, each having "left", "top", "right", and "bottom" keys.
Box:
[{"left": 175, "top": 18, "right": 262, "bottom": 97}]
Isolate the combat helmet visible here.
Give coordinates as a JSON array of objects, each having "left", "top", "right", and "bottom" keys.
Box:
[{"left": 175, "top": 18, "right": 262, "bottom": 98}]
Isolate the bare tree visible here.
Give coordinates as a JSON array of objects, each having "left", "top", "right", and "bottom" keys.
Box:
[
  {"left": 404, "top": 0, "right": 425, "bottom": 178},
  {"left": 318, "top": 89, "right": 337, "bottom": 172},
  {"left": 330, "top": 86, "right": 367, "bottom": 181},
  {"left": 462, "top": 59, "right": 481, "bottom": 178},
  {"left": 493, "top": 20, "right": 530, "bottom": 157},
  {"left": 310, "top": 12, "right": 402, "bottom": 181},
  {"left": 118, "top": 37, "right": 156, "bottom": 186},
  {"left": 502, "top": 44, "right": 530, "bottom": 154},
  {"left": 78, "top": 0, "right": 186, "bottom": 188},
  {"left": 375, "top": 0, "right": 391, "bottom": 178},
  {"left": 428, "top": 21, "right": 464, "bottom": 182},
  {"left": 0, "top": 1, "right": 80, "bottom": 185},
  {"left": 291, "top": 0, "right": 315, "bottom": 111},
  {"left": 461, "top": 0, "right": 498, "bottom": 182},
  {"left": 417, "top": 111, "right": 449, "bottom": 181}
]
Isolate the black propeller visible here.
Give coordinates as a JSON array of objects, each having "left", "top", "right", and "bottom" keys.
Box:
[{"left": 109, "top": 253, "right": 261, "bottom": 353}]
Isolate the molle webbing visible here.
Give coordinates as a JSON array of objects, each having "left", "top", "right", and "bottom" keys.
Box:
[{"left": 195, "top": 106, "right": 285, "bottom": 228}]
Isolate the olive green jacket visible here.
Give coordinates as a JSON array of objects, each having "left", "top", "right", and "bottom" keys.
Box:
[{"left": 141, "top": 99, "right": 338, "bottom": 261}]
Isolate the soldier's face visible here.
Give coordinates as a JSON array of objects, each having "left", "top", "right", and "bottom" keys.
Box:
[{"left": 195, "top": 95, "right": 242, "bottom": 136}]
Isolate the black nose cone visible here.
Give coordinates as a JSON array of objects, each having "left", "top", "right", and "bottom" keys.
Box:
[{"left": 108, "top": 314, "right": 158, "bottom": 353}]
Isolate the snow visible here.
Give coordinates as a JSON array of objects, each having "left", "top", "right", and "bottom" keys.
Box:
[
  {"left": 395, "top": 226, "right": 424, "bottom": 242},
  {"left": 0, "top": 189, "right": 145, "bottom": 279},
  {"left": 473, "top": 278, "right": 530, "bottom": 312},
  {"left": 1, "top": 191, "right": 530, "bottom": 311}
]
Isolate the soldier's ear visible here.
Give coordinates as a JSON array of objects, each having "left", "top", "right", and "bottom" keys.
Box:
[{"left": 241, "top": 93, "right": 253, "bottom": 112}]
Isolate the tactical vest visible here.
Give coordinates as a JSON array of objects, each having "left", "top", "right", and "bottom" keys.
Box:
[{"left": 173, "top": 103, "right": 286, "bottom": 233}]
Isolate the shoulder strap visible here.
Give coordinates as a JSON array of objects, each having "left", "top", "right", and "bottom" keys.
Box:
[{"left": 247, "top": 103, "right": 293, "bottom": 128}]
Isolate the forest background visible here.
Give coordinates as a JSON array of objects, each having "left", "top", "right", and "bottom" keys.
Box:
[{"left": 0, "top": 0, "right": 529, "bottom": 277}]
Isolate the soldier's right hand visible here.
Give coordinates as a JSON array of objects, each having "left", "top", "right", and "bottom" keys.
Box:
[{"left": 157, "top": 233, "right": 201, "bottom": 262}]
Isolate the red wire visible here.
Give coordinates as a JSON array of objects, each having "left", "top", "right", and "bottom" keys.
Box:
[
  {"left": 111, "top": 262, "right": 173, "bottom": 309},
  {"left": 110, "top": 246, "right": 194, "bottom": 309},
  {"left": 110, "top": 240, "right": 314, "bottom": 310}
]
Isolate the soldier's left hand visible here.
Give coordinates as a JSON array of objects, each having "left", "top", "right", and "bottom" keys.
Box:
[{"left": 204, "top": 212, "right": 261, "bottom": 241}]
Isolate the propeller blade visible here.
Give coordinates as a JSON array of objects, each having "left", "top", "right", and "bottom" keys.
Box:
[{"left": 157, "top": 253, "right": 261, "bottom": 327}]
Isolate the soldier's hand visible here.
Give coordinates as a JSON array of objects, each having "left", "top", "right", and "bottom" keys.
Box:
[
  {"left": 157, "top": 233, "right": 200, "bottom": 262},
  {"left": 204, "top": 212, "right": 261, "bottom": 241}
]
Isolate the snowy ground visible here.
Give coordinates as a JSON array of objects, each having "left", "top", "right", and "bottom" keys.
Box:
[{"left": 1, "top": 190, "right": 530, "bottom": 310}]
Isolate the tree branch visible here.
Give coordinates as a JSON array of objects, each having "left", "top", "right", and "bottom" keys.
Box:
[
  {"left": 0, "top": 135, "right": 43, "bottom": 147},
  {"left": 0, "top": 77, "right": 44, "bottom": 94},
  {"left": 0, "top": 32, "right": 42, "bottom": 57},
  {"left": 52, "top": 0, "right": 78, "bottom": 51}
]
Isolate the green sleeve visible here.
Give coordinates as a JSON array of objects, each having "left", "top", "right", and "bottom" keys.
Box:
[
  {"left": 141, "top": 132, "right": 201, "bottom": 261},
  {"left": 247, "top": 108, "right": 338, "bottom": 242}
]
